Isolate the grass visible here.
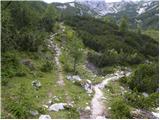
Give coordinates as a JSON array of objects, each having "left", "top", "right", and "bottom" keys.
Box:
[{"left": 1, "top": 47, "right": 93, "bottom": 119}]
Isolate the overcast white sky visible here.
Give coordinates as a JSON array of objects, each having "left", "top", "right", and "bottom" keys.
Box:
[{"left": 42, "top": 0, "right": 141, "bottom": 3}]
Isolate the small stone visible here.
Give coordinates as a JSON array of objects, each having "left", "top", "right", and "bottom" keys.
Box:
[
  {"left": 32, "top": 80, "right": 41, "bottom": 89},
  {"left": 55, "top": 97, "right": 59, "bottom": 101},
  {"left": 142, "top": 92, "right": 149, "bottom": 97},
  {"left": 30, "top": 110, "right": 39, "bottom": 116},
  {"left": 96, "top": 116, "right": 106, "bottom": 119},
  {"left": 101, "top": 97, "right": 107, "bottom": 100},
  {"left": 53, "top": 96, "right": 57, "bottom": 99},
  {"left": 42, "top": 105, "right": 48, "bottom": 109},
  {"left": 86, "top": 80, "right": 92, "bottom": 84},
  {"left": 85, "top": 106, "right": 90, "bottom": 111},
  {"left": 72, "top": 75, "right": 82, "bottom": 81},
  {"left": 47, "top": 100, "right": 53, "bottom": 105}
]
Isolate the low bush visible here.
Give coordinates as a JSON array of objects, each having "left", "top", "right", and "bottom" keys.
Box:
[
  {"left": 124, "top": 91, "right": 159, "bottom": 110},
  {"left": 100, "top": 66, "right": 115, "bottom": 75},
  {"left": 110, "top": 97, "right": 131, "bottom": 119},
  {"left": 128, "top": 63, "right": 158, "bottom": 94}
]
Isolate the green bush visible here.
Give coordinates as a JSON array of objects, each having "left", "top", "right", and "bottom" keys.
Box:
[
  {"left": 119, "top": 77, "right": 128, "bottom": 84},
  {"left": 128, "top": 63, "right": 158, "bottom": 94},
  {"left": 110, "top": 97, "right": 131, "bottom": 119},
  {"left": 100, "top": 66, "right": 115, "bottom": 75},
  {"left": 124, "top": 91, "right": 159, "bottom": 110}
]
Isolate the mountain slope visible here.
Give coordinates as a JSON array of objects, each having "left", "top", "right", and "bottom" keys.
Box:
[
  {"left": 53, "top": 0, "right": 159, "bottom": 29},
  {"left": 64, "top": 15, "right": 158, "bottom": 69}
]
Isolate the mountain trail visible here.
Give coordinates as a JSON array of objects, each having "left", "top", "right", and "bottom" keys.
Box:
[
  {"left": 90, "top": 70, "right": 131, "bottom": 119},
  {"left": 48, "top": 24, "right": 65, "bottom": 86}
]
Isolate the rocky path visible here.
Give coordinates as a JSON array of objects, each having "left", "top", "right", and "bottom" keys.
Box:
[
  {"left": 48, "top": 26, "right": 65, "bottom": 86},
  {"left": 90, "top": 70, "right": 131, "bottom": 119}
]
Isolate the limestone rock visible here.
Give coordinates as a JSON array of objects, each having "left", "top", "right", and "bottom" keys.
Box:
[
  {"left": 39, "top": 115, "right": 51, "bottom": 119},
  {"left": 49, "top": 103, "right": 66, "bottom": 112}
]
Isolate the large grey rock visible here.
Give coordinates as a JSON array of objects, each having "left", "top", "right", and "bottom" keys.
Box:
[
  {"left": 131, "top": 109, "right": 157, "bottom": 119},
  {"left": 39, "top": 115, "right": 51, "bottom": 119},
  {"left": 49, "top": 103, "right": 66, "bottom": 112},
  {"left": 66, "top": 75, "right": 82, "bottom": 81}
]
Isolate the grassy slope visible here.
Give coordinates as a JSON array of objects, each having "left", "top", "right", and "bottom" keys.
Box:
[{"left": 1, "top": 23, "right": 92, "bottom": 119}]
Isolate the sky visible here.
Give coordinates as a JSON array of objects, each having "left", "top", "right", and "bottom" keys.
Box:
[{"left": 43, "top": 0, "right": 138, "bottom": 3}]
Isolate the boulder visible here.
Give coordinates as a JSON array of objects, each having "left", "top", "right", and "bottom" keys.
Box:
[
  {"left": 72, "top": 75, "right": 82, "bottom": 81},
  {"left": 66, "top": 75, "right": 82, "bottom": 81},
  {"left": 39, "top": 115, "right": 51, "bottom": 119},
  {"left": 49, "top": 103, "right": 66, "bottom": 112},
  {"left": 131, "top": 109, "right": 157, "bottom": 119}
]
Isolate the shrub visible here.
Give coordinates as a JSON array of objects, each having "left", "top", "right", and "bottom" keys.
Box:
[
  {"left": 124, "top": 91, "right": 159, "bottom": 110},
  {"left": 111, "top": 97, "right": 131, "bottom": 119},
  {"left": 128, "top": 63, "right": 158, "bottom": 94},
  {"left": 100, "top": 66, "right": 115, "bottom": 75}
]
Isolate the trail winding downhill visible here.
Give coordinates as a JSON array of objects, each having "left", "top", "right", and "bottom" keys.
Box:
[
  {"left": 48, "top": 24, "right": 65, "bottom": 86},
  {"left": 90, "top": 70, "right": 131, "bottom": 119}
]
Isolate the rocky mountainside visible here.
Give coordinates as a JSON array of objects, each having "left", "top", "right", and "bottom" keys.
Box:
[{"left": 53, "top": 0, "right": 159, "bottom": 29}]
